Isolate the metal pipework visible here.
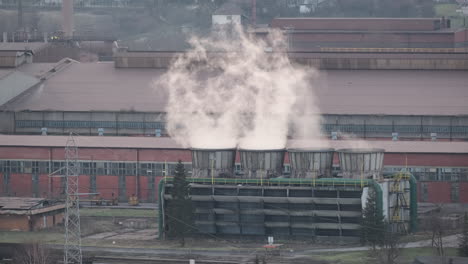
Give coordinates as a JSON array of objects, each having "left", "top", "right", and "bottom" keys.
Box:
[
  {"left": 191, "top": 148, "right": 236, "bottom": 178},
  {"left": 337, "top": 148, "right": 385, "bottom": 180},
  {"left": 287, "top": 148, "right": 335, "bottom": 179},
  {"left": 239, "top": 149, "right": 285, "bottom": 179}
]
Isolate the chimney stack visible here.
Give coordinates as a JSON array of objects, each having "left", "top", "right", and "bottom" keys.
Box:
[{"left": 62, "top": 0, "right": 74, "bottom": 39}]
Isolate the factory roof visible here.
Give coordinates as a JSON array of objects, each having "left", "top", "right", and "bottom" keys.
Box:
[
  {"left": 2, "top": 62, "right": 467, "bottom": 115},
  {"left": 0, "top": 42, "right": 50, "bottom": 54},
  {"left": 0, "top": 135, "right": 467, "bottom": 154},
  {"left": 0, "top": 197, "right": 65, "bottom": 215}
]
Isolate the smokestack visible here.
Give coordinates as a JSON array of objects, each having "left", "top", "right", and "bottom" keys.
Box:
[
  {"left": 251, "top": 0, "right": 256, "bottom": 27},
  {"left": 62, "top": 0, "right": 74, "bottom": 39},
  {"left": 191, "top": 148, "right": 236, "bottom": 178},
  {"left": 337, "top": 148, "right": 385, "bottom": 180},
  {"left": 288, "top": 148, "right": 334, "bottom": 179},
  {"left": 239, "top": 149, "right": 285, "bottom": 179}
]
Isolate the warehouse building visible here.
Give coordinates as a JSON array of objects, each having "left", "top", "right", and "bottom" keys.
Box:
[
  {"left": 0, "top": 197, "right": 65, "bottom": 231},
  {"left": 0, "top": 135, "right": 467, "bottom": 204},
  {"left": 266, "top": 17, "right": 468, "bottom": 50}
]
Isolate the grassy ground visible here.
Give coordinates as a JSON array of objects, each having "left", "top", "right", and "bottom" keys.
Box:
[
  {"left": 80, "top": 208, "right": 157, "bottom": 218},
  {"left": 0, "top": 230, "right": 64, "bottom": 244},
  {"left": 435, "top": 4, "right": 466, "bottom": 28},
  {"left": 313, "top": 247, "right": 459, "bottom": 264}
]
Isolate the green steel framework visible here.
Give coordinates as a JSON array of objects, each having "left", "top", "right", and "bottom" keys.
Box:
[{"left": 158, "top": 175, "right": 417, "bottom": 239}]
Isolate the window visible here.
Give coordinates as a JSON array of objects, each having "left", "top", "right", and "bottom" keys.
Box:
[
  {"left": 421, "top": 182, "right": 428, "bottom": 202},
  {"left": 451, "top": 182, "right": 459, "bottom": 202}
]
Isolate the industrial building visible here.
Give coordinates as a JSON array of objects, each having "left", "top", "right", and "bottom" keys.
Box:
[
  {"left": 0, "top": 197, "right": 65, "bottom": 231},
  {"left": 159, "top": 147, "right": 417, "bottom": 239},
  {"left": 0, "top": 135, "right": 467, "bottom": 205},
  {"left": 266, "top": 17, "right": 468, "bottom": 50},
  {"left": 0, "top": 17, "right": 467, "bottom": 210}
]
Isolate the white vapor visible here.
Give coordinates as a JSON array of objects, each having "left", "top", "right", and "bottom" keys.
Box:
[{"left": 157, "top": 26, "right": 323, "bottom": 149}]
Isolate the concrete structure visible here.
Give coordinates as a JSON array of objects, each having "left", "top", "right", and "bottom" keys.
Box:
[
  {"left": 0, "top": 197, "right": 65, "bottom": 231},
  {"left": 160, "top": 147, "right": 415, "bottom": 239}
]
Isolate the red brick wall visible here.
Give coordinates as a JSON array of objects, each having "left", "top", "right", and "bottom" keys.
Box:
[
  {"left": 10, "top": 174, "right": 32, "bottom": 197},
  {"left": 460, "top": 182, "right": 468, "bottom": 203},
  {"left": 139, "top": 149, "right": 191, "bottom": 162},
  {"left": 126, "top": 175, "right": 137, "bottom": 199},
  {"left": 421, "top": 181, "right": 451, "bottom": 203},
  {"left": 0, "top": 147, "right": 50, "bottom": 160},
  {"left": 96, "top": 175, "right": 119, "bottom": 199},
  {"left": 0, "top": 216, "right": 29, "bottom": 231},
  {"left": 384, "top": 153, "right": 468, "bottom": 167},
  {"left": 454, "top": 29, "right": 468, "bottom": 43},
  {"left": 38, "top": 174, "right": 49, "bottom": 198}
]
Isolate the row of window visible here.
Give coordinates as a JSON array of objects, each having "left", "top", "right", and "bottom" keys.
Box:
[
  {"left": 15, "top": 120, "right": 468, "bottom": 136},
  {"left": 16, "top": 120, "right": 165, "bottom": 130},
  {"left": 383, "top": 167, "right": 468, "bottom": 182},
  {"left": 420, "top": 182, "right": 460, "bottom": 202},
  {"left": 1, "top": 160, "right": 467, "bottom": 182}
]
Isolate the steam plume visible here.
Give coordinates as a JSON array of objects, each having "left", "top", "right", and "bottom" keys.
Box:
[{"left": 157, "top": 26, "right": 323, "bottom": 149}]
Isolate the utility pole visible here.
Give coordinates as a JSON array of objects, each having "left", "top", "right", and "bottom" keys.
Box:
[{"left": 64, "top": 133, "right": 82, "bottom": 264}]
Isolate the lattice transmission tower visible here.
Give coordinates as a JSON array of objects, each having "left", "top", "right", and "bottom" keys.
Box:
[{"left": 64, "top": 134, "right": 82, "bottom": 264}]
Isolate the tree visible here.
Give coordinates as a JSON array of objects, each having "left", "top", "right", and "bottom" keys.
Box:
[
  {"left": 430, "top": 211, "right": 445, "bottom": 256},
  {"left": 361, "top": 187, "right": 385, "bottom": 250},
  {"left": 166, "top": 160, "right": 194, "bottom": 246},
  {"left": 459, "top": 212, "right": 468, "bottom": 257},
  {"left": 377, "top": 223, "right": 402, "bottom": 264},
  {"left": 13, "top": 242, "right": 52, "bottom": 264}
]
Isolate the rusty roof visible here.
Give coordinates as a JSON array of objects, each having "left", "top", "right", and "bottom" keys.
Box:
[
  {"left": 0, "top": 135, "right": 467, "bottom": 153},
  {"left": 0, "top": 197, "right": 47, "bottom": 210},
  {"left": 2, "top": 62, "right": 468, "bottom": 115}
]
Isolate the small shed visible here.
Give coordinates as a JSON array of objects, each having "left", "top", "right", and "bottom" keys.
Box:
[{"left": 0, "top": 197, "right": 65, "bottom": 231}]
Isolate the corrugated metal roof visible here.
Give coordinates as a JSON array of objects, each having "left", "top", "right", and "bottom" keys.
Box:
[
  {"left": 0, "top": 135, "right": 467, "bottom": 153},
  {"left": 0, "top": 197, "right": 45, "bottom": 210},
  {"left": 3, "top": 63, "right": 468, "bottom": 115},
  {"left": 0, "top": 42, "right": 50, "bottom": 53},
  {"left": 0, "top": 71, "right": 40, "bottom": 106}
]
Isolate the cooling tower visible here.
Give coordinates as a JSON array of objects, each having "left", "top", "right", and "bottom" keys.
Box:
[
  {"left": 239, "top": 149, "right": 285, "bottom": 179},
  {"left": 288, "top": 148, "right": 335, "bottom": 179},
  {"left": 337, "top": 148, "right": 385, "bottom": 180},
  {"left": 191, "top": 148, "right": 236, "bottom": 178}
]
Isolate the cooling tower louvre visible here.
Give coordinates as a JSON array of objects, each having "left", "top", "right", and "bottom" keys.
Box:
[
  {"left": 239, "top": 149, "right": 286, "bottom": 179},
  {"left": 287, "top": 148, "right": 335, "bottom": 179},
  {"left": 191, "top": 148, "right": 236, "bottom": 178},
  {"left": 337, "top": 148, "right": 385, "bottom": 180}
]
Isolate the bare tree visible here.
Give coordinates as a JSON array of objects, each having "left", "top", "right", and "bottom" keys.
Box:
[
  {"left": 430, "top": 211, "right": 445, "bottom": 256},
  {"left": 377, "top": 225, "right": 403, "bottom": 264},
  {"left": 13, "top": 242, "right": 52, "bottom": 264}
]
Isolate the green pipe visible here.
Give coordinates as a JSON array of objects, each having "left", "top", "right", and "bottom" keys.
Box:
[
  {"left": 369, "top": 180, "right": 383, "bottom": 219},
  {"left": 157, "top": 178, "right": 166, "bottom": 240},
  {"left": 409, "top": 174, "right": 418, "bottom": 233}
]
